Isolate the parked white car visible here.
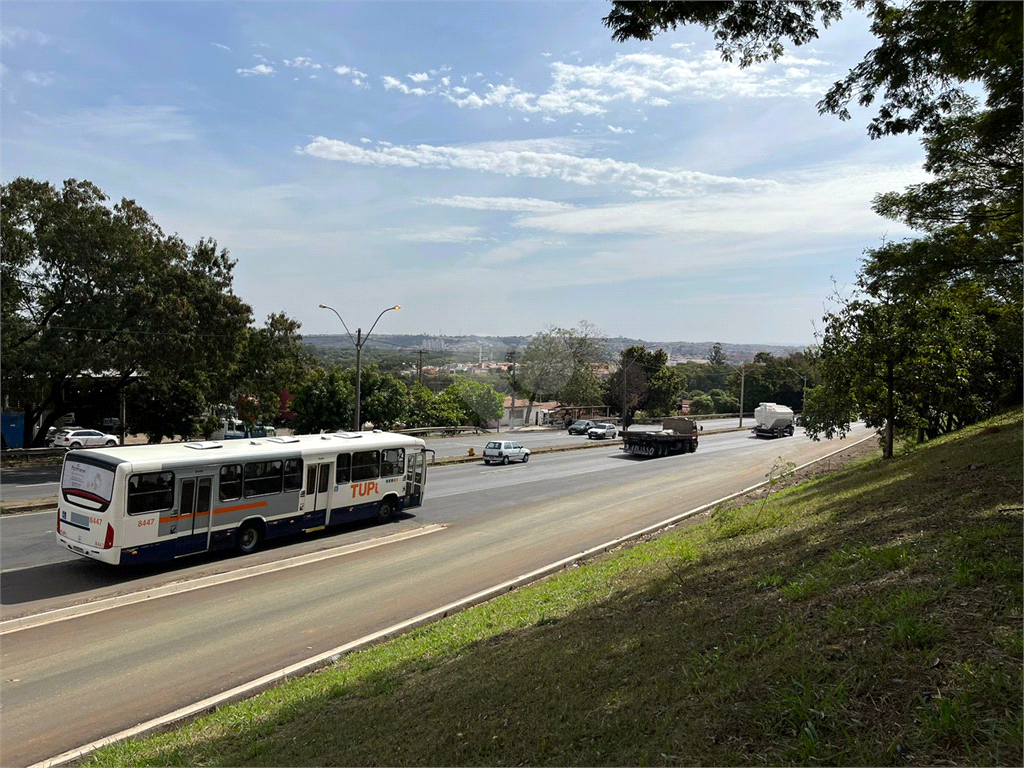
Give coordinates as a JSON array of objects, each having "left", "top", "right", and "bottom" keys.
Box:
[
  {"left": 56, "top": 429, "right": 119, "bottom": 450},
  {"left": 483, "top": 440, "right": 531, "bottom": 465},
  {"left": 587, "top": 423, "right": 619, "bottom": 440}
]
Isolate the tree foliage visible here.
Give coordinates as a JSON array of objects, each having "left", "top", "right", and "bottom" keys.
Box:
[
  {"left": 448, "top": 377, "right": 505, "bottom": 427},
  {"left": 803, "top": 283, "right": 1008, "bottom": 458},
  {"left": 605, "top": 345, "right": 674, "bottom": 427},
  {"left": 0, "top": 177, "right": 262, "bottom": 445}
]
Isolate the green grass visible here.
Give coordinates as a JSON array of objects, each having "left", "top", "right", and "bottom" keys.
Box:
[{"left": 83, "top": 411, "right": 1023, "bottom": 767}]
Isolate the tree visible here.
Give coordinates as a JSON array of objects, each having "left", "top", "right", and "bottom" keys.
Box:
[
  {"left": 447, "top": 377, "right": 505, "bottom": 427},
  {"left": 646, "top": 365, "right": 688, "bottom": 416},
  {"left": 1, "top": 178, "right": 254, "bottom": 445},
  {"left": 552, "top": 321, "right": 610, "bottom": 407},
  {"left": 707, "top": 342, "right": 727, "bottom": 367},
  {"left": 605, "top": 345, "right": 670, "bottom": 428},
  {"left": 353, "top": 365, "right": 411, "bottom": 430},
  {"left": 688, "top": 394, "right": 715, "bottom": 415},
  {"left": 289, "top": 366, "right": 355, "bottom": 434},
  {"left": 803, "top": 282, "right": 1004, "bottom": 458},
  {"left": 233, "top": 313, "right": 312, "bottom": 427},
  {"left": 404, "top": 383, "right": 466, "bottom": 429},
  {"left": 708, "top": 389, "right": 740, "bottom": 414},
  {"left": 517, "top": 331, "right": 574, "bottom": 426}
]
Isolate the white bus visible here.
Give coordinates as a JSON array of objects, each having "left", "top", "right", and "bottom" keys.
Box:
[{"left": 56, "top": 430, "right": 429, "bottom": 565}]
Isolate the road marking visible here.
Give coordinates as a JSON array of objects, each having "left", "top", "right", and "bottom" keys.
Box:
[
  {"left": 27, "top": 432, "right": 876, "bottom": 768},
  {"left": 0, "top": 524, "right": 446, "bottom": 636}
]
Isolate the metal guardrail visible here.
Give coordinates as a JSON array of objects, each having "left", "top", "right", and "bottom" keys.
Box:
[{"left": 395, "top": 426, "right": 490, "bottom": 436}]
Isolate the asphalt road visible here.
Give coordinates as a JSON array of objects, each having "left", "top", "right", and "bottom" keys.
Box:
[
  {"left": 0, "top": 419, "right": 746, "bottom": 506},
  {"left": 0, "top": 424, "right": 869, "bottom": 767}
]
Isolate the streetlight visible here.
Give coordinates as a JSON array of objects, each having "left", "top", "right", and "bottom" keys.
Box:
[{"left": 318, "top": 303, "right": 401, "bottom": 431}]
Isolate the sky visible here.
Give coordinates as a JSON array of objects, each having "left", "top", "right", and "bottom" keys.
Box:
[{"left": 1, "top": 1, "right": 930, "bottom": 346}]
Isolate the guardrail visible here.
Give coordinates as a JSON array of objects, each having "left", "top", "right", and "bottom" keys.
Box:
[{"left": 395, "top": 426, "right": 491, "bottom": 436}]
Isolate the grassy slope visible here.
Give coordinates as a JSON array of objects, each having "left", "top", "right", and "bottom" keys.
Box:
[{"left": 88, "top": 412, "right": 1023, "bottom": 767}]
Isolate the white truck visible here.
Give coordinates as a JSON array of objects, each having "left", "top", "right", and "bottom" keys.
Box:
[{"left": 752, "top": 403, "right": 795, "bottom": 439}]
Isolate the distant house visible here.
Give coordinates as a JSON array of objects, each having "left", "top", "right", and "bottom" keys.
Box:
[{"left": 500, "top": 397, "right": 560, "bottom": 428}]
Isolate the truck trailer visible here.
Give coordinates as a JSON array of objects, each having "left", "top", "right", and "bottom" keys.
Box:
[
  {"left": 752, "top": 403, "right": 795, "bottom": 438},
  {"left": 621, "top": 416, "right": 700, "bottom": 457}
]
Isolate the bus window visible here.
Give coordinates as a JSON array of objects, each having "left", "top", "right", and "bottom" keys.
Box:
[
  {"left": 243, "top": 460, "right": 283, "bottom": 497},
  {"left": 336, "top": 453, "right": 351, "bottom": 484},
  {"left": 381, "top": 448, "right": 405, "bottom": 478},
  {"left": 351, "top": 450, "right": 380, "bottom": 482},
  {"left": 284, "top": 458, "right": 303, "bottom": 492},
  {"left": 128, "top": 472, "right": 175, "bottom": 515},
  {"left": 219, "top": 464, "right": 242, "bottom": 501}
]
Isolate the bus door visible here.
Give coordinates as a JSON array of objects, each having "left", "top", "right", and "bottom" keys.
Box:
[
  {"left": 304, "top": 463, "right": 331, "bottom": 527},
  {"left": 175, "top": 475, "right": 213, "bottom": 557},
  {"left": 404, "top": 450, "right": 428, "bottom": 508}
]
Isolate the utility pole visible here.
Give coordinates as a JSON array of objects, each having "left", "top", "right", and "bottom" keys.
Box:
[
  {"left": 417, "top": 349, "right": 424, "bottom": 385},
  {"left": 505, "top": 350, "right": 518, "bottom": 433}
]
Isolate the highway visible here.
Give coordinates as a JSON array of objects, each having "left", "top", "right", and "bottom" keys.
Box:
[
  {"left": 0, "top": 424, "right": 870, "bottom": 767},
  {"left": 0, "top": 418, "right": 747, "bottom": 505}
]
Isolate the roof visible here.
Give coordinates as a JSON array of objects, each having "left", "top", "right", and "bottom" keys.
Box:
[{"left": 62, "top": 431, "right": 427, "bottom": 472}]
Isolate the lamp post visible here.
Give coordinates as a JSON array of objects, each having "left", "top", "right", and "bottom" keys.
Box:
[{"left": 318, "top": 303, "right": 401, "bottom": 431}]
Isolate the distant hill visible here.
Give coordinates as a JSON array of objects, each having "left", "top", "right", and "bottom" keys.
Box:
[{"left": 302, "top": 334, "right": 805, "bottom": 364}]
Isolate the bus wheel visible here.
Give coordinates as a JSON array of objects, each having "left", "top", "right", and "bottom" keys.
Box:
[
  {"left": 236, "top": 522, "right": 261, "bottom": 554},
  {"left": 377, "top": 498, "right": 395, "bottom": 522}
]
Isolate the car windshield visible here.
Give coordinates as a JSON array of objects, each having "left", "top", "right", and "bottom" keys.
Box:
[
  {"left": 572, "top": 421, "right": 588, "bottom": 427},
  {"left": 485, "top": 442, "right": 501, "bottom": 449}
]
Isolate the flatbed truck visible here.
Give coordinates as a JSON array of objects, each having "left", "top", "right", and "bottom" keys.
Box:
[{"left": 621, "top": 416, "right": 700, "bottom": 457}]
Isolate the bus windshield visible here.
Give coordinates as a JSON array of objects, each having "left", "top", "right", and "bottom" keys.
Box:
[{"left": 61, "top": 456, "right": 117, "bottom": 512}]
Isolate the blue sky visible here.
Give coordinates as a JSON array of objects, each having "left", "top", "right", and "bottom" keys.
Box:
[{"left": 1, "top": 1, "right": 928, "bottom": 346}]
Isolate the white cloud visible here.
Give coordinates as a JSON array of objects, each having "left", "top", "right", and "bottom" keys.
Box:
[
  {"left": 398, "top": 226, "right": 484, "bottom": 243},
  {"left": 63, "top": 103, "right": 197, "bottom": 143},
  {"left": 212, "top": 42, "right": 231, "bottom": 51},
  {"left": 408, "top": 72, "right": 430, "bottom": 82},
  {"left": 512, "top": 163, "right": 927, "bottom": 238},
  {"left": 284, "top": 56, "right": 321, "bottom": 69},
  {"left": 607, "top": 125, "right": 634, "bottom": 134},
  {"left": 299, "top": 136, "right": 778, "bottom": 197},
  {"left": 23, "top": 71, "right": 55, "bottom": 86},
  {"left": 382, "top": 75, "right": 428, "bottom": 95},
  {"left": 421, "top": 195, "right": 575, "bottom": 212},
  {"left": 237, "top": 63, "right": 275, "bottom": 76},
  {"left": 0, "top": 27, "right": 50, "bottom": 47},
  {"left": 385, "top": 49, "right": 836, "bottom": 118}
]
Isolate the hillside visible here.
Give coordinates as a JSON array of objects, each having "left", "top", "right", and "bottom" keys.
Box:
[
  {"left": 302, "top": 333, "right": 804, "bottom": 363},
  {"left": 86, "top": 412, "right": 1022, "bottom": 767}
]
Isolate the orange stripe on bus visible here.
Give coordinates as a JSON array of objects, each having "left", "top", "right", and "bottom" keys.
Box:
[{"left": 158, "top": 501, "right": 267, "bottom": 524}]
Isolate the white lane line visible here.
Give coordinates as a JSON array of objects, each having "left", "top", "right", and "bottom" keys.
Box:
[
  {"left": 28, "top": 432, "right": 876, "bottom": 768},
  {"left": 0, "top": 524, "right": 446, "bottom": 636}
]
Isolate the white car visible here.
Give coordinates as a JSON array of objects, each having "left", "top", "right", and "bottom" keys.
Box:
[
  {"left": 482, "top": 440, "right": 531, "bottom": 465},
  {"left": 56, "top": 429, "right": 119, "bottom": 450},
  {"left": 587, "top": 423, "right": 619, "bottom": 440}
]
